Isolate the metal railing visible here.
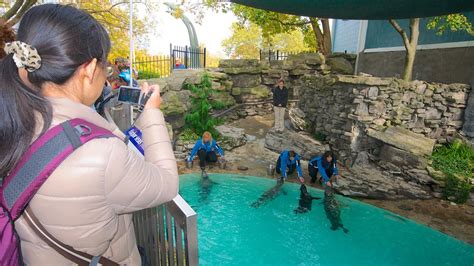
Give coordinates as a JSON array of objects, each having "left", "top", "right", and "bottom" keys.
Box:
[
  {"left": 259, "top": 49, "right": 296, "bottom": 61},
  {"left": 133, "top": 196, "right": 198, "bottom": 266},
  {"left": 133, "top": 56, "right": 172, "bottom": 79},
  {"left": 171, "top": 44, "right": 206, "bottom": 70},
  {"left": 103, "top": 102, "right": 199, "bottom": 266}
]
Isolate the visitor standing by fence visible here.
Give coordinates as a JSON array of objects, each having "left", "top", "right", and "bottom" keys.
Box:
[{"left": 272, "top": 79, "right": 289, "bottom": 132}]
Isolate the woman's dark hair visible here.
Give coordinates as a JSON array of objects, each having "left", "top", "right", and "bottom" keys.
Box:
[
  {"left": 0, "top": 4, "right": 110, "bottom": 178},
  {"left": 289, "top": 150, "right": 296, "bottom": 157},
  {"left": 322, "top": 151, "right": 336, "bottom": 167}
]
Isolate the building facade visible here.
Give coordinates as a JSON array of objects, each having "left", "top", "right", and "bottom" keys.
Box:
[{"left": 331, "top": 13, "right": 474, "bottom": 84}]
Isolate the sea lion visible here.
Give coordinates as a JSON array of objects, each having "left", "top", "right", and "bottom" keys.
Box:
[
  {"left": 251, "top": 179, "right": 285, "bottom": 208},
  {"left": 323, "top": 186, "right": 349, "bottom": 233},
  {"left": 294, "top": 184, "right": 321, "bottom": 214}
]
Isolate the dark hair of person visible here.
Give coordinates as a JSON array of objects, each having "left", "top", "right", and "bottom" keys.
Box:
[
  {"left": 289, "top": 150, "right": 296, "bottom": 157},
  {"left": 0, "top": 4, "right": 110, "bottom": 178},
  {"left": 322, "top": 151, "right": 336, "bottom": 167}
]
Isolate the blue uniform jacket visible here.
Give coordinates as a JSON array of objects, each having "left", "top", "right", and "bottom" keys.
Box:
[
  {"left": 309, "top": 156, "right": 339, "bottom": 182},
  {"left": 279, "top": 150, "right": 303, "bottom": 178},
  {"left": 188, "top": 139, "right": 224, "bottom": 161}
]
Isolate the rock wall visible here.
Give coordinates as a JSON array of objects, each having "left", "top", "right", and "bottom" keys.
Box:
[{"left": 298, "top": 75, "right": 471, "bottom": 160}]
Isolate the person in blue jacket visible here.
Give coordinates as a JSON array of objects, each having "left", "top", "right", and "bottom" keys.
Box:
[
  {"left": 188, "top": 131, "right": 224, "bottom": 172},
  {"left": 308, "top": 151, "right": 339, "bottom": 186},
  {"left": 276, "top": 150, "right": 304, "bottom": 183}
]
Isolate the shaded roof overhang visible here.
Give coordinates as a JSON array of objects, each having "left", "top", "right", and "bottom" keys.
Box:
[{"left": 230, "top": 0, "right": 474, "bottom": 19}]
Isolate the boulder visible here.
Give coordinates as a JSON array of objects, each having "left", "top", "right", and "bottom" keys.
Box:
[
  {"left": 336, "top": 75, "right": 392, "bottom": 86},
  {"left": 219, "top": 59, "right": 260, "bottom": 68},
  {"left": 221, "top": 66, "right": 262, "bottom": 75},
  {"left": 326, "top": 57, "right": 354, "bottom": 74},
  {"left": 264, "top": 129, "right": 329, "bottom": 160},
  {"left": 230, "top": 74, "right": 261, "bottom": 88},
  {"left": 216, "top": 125, "right": 247, "bottom": 150},
  {"left": 367, "top": 127, "right": 436, "bottom": 156},
  {"left": 211, "top": 91, "right": 236, "bottom": 108},
  {"left": 160, "top": 90, "right": 192, "bottom": 129},
  {"left": 287, "top": 53, "right": 325, "bottom": 65},
  {"left": 463, "top": 89, "right": 474, "bottom": 138},
  {"left": 335, "top": 163, "right": 431, "bottom": 200},
  {"left": 288, "top": 108, "right": 308, "bottom": 131},
  {"left": 250, "top": 85, "right": 270, "bottom": 98},
  {"left": 379, "top": 145, "right": 428, "bottom": 169}
]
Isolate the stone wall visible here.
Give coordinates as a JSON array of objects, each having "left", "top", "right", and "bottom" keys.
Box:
[{"left": 298, "top": 75, "right": 472, "bottom": 160}]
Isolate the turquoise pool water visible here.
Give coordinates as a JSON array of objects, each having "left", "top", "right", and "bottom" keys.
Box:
[{"left": 179, "top": 173, "right": 474, "bottom": 266}]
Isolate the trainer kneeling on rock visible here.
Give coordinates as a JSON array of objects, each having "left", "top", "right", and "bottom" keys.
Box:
[
  {"left": 187, "top": 131, "right": 224, "bottom": 177},
  {"left": 276, "top": 150, "right": 305, "bottom": 183}
]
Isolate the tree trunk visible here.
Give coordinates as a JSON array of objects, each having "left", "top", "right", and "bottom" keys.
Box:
[
  {"left": 321, "top": 18, "right": 332, "bottom": 55},
  {"left": 389, "top": 18, "right": 420, "bottom": 81},
  {"left": 309, "top": 17, "right": 332, "bottom": 56}
]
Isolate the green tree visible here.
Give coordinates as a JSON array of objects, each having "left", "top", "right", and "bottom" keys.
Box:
[
  {"left": 185, "top": 73, "right": 220, "bottom": 137},
  {"left": 231, "top": 5, "right": 331, "bottom": 55},
  {"left": 222, "top": 22, "right": 263, "bottom": 59},
  {"left": 222, "top": 21, "right": 311, "bottom": 59},
  {"left": 185, "top": 1, "right": 331, "bottom": 55},
  {"left": 389, "top": 14, "right": 473, "bottom": 81}
]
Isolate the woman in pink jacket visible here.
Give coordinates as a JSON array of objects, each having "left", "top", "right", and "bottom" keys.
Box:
[{"left": 0, "top": 4, "right": 178, "bottom": 265}]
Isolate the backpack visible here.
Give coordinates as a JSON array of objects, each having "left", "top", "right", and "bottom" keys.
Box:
[{"left": 0, "top": 119, "right": 118, "bottom": 266}]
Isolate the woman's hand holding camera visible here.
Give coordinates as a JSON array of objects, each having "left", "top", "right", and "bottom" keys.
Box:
[{"left": 141, "top": 82, "right": 162, "bottom": 109}]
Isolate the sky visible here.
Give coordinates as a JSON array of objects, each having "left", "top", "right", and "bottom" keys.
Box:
[{"left": 141, "top": 2, "right": 237, "bottom": 57}]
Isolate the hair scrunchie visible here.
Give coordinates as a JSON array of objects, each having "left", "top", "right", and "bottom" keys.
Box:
[{"left": 4, "top": 41, "right": 42, "bottom": 72}]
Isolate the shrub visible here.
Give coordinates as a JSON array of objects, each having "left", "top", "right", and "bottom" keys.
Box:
[
  {"left": 178, "top": 128, "right": 200, "bottom": 142},
  {"left": 431, "top": 139, "right": 474, "bottom": 203},
  {"left": 184, "top": 73, "right": 221, "bottom": 137}
]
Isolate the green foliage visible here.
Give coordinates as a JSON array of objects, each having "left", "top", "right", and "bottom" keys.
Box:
[
  {"left": 184, "top": 73, "right": 221, "bottom": 137},
  {"left": 431, "top": 139, "right": 474, "bottom": 203},
  {"left": 314, "top": 131, "right": 327, "bottom": 142},
  {"left": 178, "top": 128, "right": 200, "bottom": 142},
  {"left": 427, "top": 14, "right": 474, "bottom": 36},
  {"left": 443, "top": 174, "right": 471, "bottom": 204},
  {"left": 138, "top": 70, "right": 161, "bottom": 79},
  {"left": 222, "top": 22, "right": 262, "bottom": 59},
  {"left": 222, "top": 22, "right": 312, "bottom": 59}
]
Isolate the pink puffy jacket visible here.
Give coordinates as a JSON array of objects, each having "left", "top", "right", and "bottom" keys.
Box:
[{"left": 14, "top": 97, "right": 179, "bottom": 265}]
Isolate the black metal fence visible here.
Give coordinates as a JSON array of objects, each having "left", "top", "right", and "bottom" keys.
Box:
[
  {"left": 125, "top": 44, "right": 207, "bottom": 79},
  {"left": 259, "top": 49, "right": 297, "bottom": 61},
  {"left": 133, "top": 55, "right": 171, "bottom": 79},
  {"left": 171, "top": 44, "right": 206, "bottom": 70},
  {"left": 259, "top": 49, "right": 316, "bottom": 62}
]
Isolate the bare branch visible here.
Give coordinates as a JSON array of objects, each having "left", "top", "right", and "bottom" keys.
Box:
[
  {"left": 389, "top": 19, "right": 410, "bottom": 50},
  {"left": 7, "top": 0, "right": 36, "bottom": 26},
  {"left": 2, "top": 0, "right": 24, "bottom": 22}
]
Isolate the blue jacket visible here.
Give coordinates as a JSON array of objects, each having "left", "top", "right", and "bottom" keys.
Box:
[
  {"left": 309, "top": 155, "right": 339, "bottom": 182},
  {"left": 279, "top": 150, "right": 303, "bottom": 178},
  {"left": 188, "top": 139, "right": 224, "bottom": 161}
]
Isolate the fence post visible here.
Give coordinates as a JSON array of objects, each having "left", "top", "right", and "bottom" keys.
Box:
[
  {"left": 184, "top": 45, "right": 188, "bottom": 69},
  {"left": 277, "top": 50, "right": 279, "bottom": 61},
  {"left": 170, "top": 43, "right": 173, "bottom": 73},
  {"left": 203, "top": 48, "right": 207, "bottom": 68},
  {"left": 268, "top": 49, "right": 271, "bottom": 62}
]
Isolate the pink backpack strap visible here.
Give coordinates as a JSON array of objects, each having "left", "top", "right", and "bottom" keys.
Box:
[{"left": 1, "top": 118, "right": 115, "bottom": 220}]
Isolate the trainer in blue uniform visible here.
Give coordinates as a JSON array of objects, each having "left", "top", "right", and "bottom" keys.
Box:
[
  {"left": 276, "top": 150, "right": 304, "bottom": 183},
  {"left": 308, "top": 151, "right": 339, "bottom": 186},
  {"left": 188, "top": 131, "right": 224, "bottom": 170}
]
